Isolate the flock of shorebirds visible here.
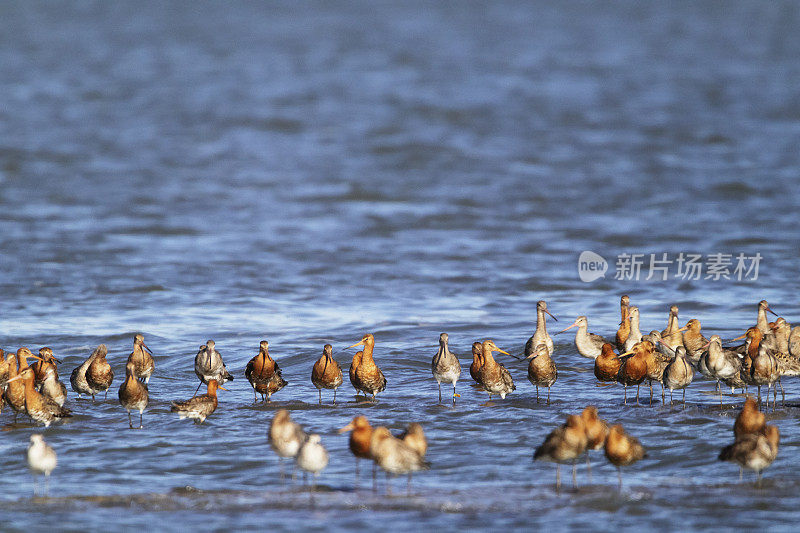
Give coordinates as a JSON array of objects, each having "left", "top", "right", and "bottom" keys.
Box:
[{"left": 7, "top": 297, "right": 794, "bottom": 495}]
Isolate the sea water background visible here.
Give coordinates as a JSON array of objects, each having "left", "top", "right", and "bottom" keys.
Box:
[{"left": 1, "top": 2, "right": 800, "bottom": 531}]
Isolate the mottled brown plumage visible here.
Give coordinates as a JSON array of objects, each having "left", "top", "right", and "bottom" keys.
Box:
[
  {"left": 171, "top": 379, "right": 225, "bottom": 423},
  {"left": 244, "top": 340, "right": 287, "bottom": 402},
  {"left": 127, "top": 334, "right": 154, "bottom": 383},
  {"left": 119, "top": 360, "right": 149, "bottom": 428},
  {"left": 311, "top": 344, "right": 343, "bottom": 404}
]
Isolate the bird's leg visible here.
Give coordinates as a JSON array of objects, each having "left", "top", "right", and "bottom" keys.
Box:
[
  {"left": 585, "top": 451, "right": 592, "bottom": 481},
  {"left": 407, "top": 473, "right": 412, "bottom": 496},
  {"left": 45, "top": 473, "right": 49, "bottom": 497},
  {"left": 355, "top": 458, "right": 360, "bottom": 487},
  {"left": 333, "top": 388, "right": 337, "bottom": 405},
  {"left": 279, "top": 458, "right": 285, "bottom": 481},
  {"left": 385, "top": 472, "right": 391, "bottom": 496},
  {"left": 438, "top": 382, "right": 442, "bottom": 403},
  {"left": 757, "top": 386, "right": 762, "bottom": 405},
  {"left": 661, "top": 383, "right": 665, "bottom": 403},
  {"left": 617, "top": 467, "right": 623, "bottom": 491},
  {"left": 669, "top": 389, "right": 673, "bottom": 405},
  {"left": 556, "top": 463, "right": 561, "bottom": 491},
  {"left": 623, "top": 385, "right": 627, "bottom": 405},
  {"left": 682, "top": 388, "right": 686, "bottom": 408},
  {"left": 32, "top": 474, "right": 37, "bottom": 497},
  {"left": 318, "top": 389, "right": 322, "bottom": 404},
  {"left": 636, "top": 384, "right": 640, "bottom": 405},
  {"left": 536, "top": 386, "right": 539, "bottom": 403},
  {"left": 649, "top": 381, "right": 653, "bottom": 405},
  {"left": 253, "top": 388, "right": 257, "bottom": 403},
  {"left": 572, "top": 460, "right": 577, "bottom": 489},
  {"left": 547, "top": 386, "right": 551, "bottom": 405},
  {"left": 128, "top": 411, "right": 133, "bottom": 429},
  {"left": 105, "top": 390, "right": 108, "bottom": 400},
  {"left": 373, "top": 461, "right": 377, "bottom": 492},
  {"left": 452, "top": 384, "right": 457, "bottom": 404},
  {"left": 139, "top": 411, "right": 143, "bottom": 429},
  {"left": 779, "top": 378, "right": 785, "bottom": 405}
]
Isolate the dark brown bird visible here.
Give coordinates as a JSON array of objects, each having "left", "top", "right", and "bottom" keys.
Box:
[
  {"left": 244, "top": 340, "right": 287, "bottom": 402},
  {"left": 118, "top": 360, "right": 149, "bottom": 428},
  {"left": 311, "top": 344, "right": 343, "bottom": 404}
]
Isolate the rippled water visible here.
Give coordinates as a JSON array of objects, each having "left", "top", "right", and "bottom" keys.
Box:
[{"left": 2, "top": 1, "right": 800, "bottom": 531}]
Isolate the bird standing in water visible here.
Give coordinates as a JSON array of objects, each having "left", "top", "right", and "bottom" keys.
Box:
[
  {"left": 348, "top": 334, "right": 387, "bottom": 400},
  {"left": 244, "top": 340, "right": 287, "bottom": 403},
  {"left": 534, "top": 414, "right": 588, "bottom": 490},
  {"left": 526, "top": 343, "right": 557, "bottom": 404},
  {"left": 118, "top": 360, "right": 149, "bottom": 428},
  {"left": 604, "top": 424, "right": 646, "bottom": 490},
  {"left": 476, "top": 340, "right": 515, "bottom": 400},
  {"left": 86, "top": 344, "right": 114, "bottom": 400},
  {"left": 171, "top": 379, "right": 225, "bottom": 423},
  {"left": 269, "top": 409, "right": 307, "bottom": 480},
  {"left": 431, "top": 333, "right": 461, "bottom": 403},
  {"left": 27, "top": 434, "right": 57, "bottom": 497},
  {"left": 311, "top": 344, "right": 343, "bottom": 404},
  {"left": 194, "top": 340, "right": 233, "bottom": 397},
  {"left": 127, "top": 334, "right": 154, "bottom": 383},
  {"left": 339, "top": 415, "right": 375, "bottom": 485},
  {"left": 526, "top": 300, "right": 557, "bottom": 356}
]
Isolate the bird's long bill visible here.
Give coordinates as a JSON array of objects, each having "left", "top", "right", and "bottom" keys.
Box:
[
  {"left": 143, "top": 343, "right": 153, "bottom": 354},
  {"left": 766, "top": 306, "right": 779, "bottom": 317},
  {"left": 678, "top": 326, "right": 689, "bottom": 332},
  {"left": 52, "top": 357, "right": 63, "bottom": 364},
  {"left": 544, "top": 309, "right": 558, "bottom": 321},
  {"left": 347, "top": 340, "right": 365, "bottom": 349},
  {"left": 619, "top": 350, "right": 635, "bottom": 358},
  {"left": 338, "top": 422, "right": 355, "bottom": 434},
  {"left": 555, "top": 322, "right": 578, "bottom": 335},
  {"left": 2, "top": 374, "right": 24, "bottom": 385},
  {"left": 28, "top": 355, "right": 46, "bottom": 362},
  {"left": 701, "top": 340, "right": 712, "bottom": 349},
  {"left": 495, "top": 347, "right": 510, "bottom": 356},
  {"left": 729, "top": 333, "right": 746, "bottom": 342},
  {"left": 218, "top": 386, "right": 228, "bottom": 391}
]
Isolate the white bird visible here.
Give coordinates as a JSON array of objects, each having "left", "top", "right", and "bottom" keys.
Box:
[
  {"left": 296, "top": 434, "right": 329, "bottom": 488},
  {"left": 557, "top": 316, "right": 607, "bottom": 359},
  {"left": 27, "top": 434, "right": 57, "bottom": 497},
  {"left": 269, "top": 409, "right": 306, "bottom": 479}
]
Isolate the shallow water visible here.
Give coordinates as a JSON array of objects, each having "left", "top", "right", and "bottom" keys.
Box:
[{"left": 2, "top": 1, "right": 800, "bottom": 531}]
